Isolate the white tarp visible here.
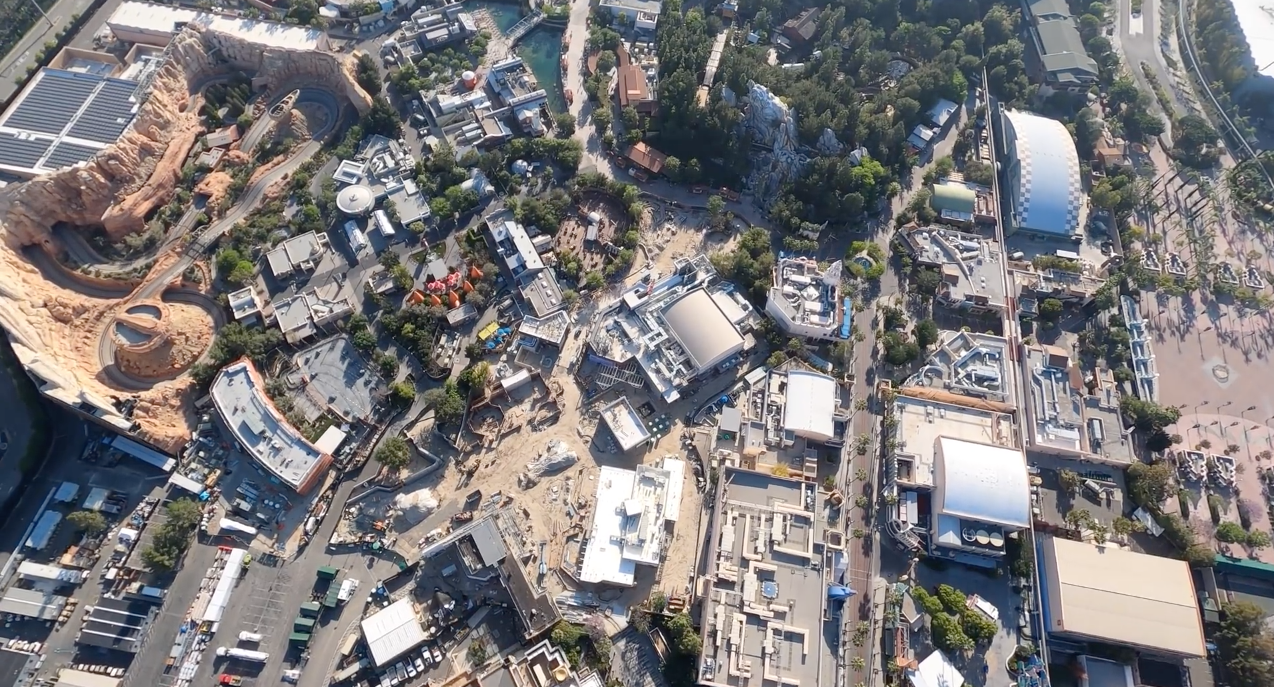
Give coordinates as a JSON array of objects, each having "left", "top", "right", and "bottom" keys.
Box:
[
  {"left": 199, "top": 549, "right": 247, "bottom": 623},
  {"left": 519, "top": 439, "right": 578, "bottom": 488},
  {"left": 25, "top": 511, "right": 62, "bottom": 550},
  {"left": 218, "top": 518, "right": 258, "bottom": 537},
  {"left": 83, "top": 487, "right": 110, "bottom": 511},
  {"left": 167, "top": 473, "right": 204, "bottom": 495},
  {"left": 54, "top": 482, "right": 79, "bottom": 503}
]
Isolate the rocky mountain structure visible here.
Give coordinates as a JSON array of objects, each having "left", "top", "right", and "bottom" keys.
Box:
[{"left": 0, "top": 20, "right": 372, "bottom": 453}]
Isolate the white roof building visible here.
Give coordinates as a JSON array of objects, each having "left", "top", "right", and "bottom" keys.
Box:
[
  {"left": 935, "top": 437, "right": 1029, "bottom": 528},
  {"left": 210, "top": 358, "right": 333, "bottom": 494},
  {"left": 18, "top": 561, "right": 84, "bottom": 585},
  {"left": 227, "top": 287, "right": 262, "bottom": 322},
  {"left": 106, "top": 2, "right": 327, "bottom": 49},
  {"left": 580, "top": 458, "right": 683, "bottom": 586},
  {"left": 930, "top": 437, "right": 1029, "bottom": 559},
  {"left": 908, "top": 650, "right": 965, "bottom": 687},
  {"left": 782, "top": 370, "right": 837, "bottom": 443},
  {"left": 265, "top": 231, "right": 328, "bottom": 280},
  {"left": 361, "top": 598, "right": 427, "bottom": 667},
  {"left": 314, "top": 426, "right": 348, "bottom": 455},
  {"left": 489, "top": 219, "right": 545, "bottom": 275},
  {"left": 661, "top": 289, "right": 745, "bottom": 375},
  {"left": 765, "top": 258, "right": 848, "bottom": 341},
  {"left": 1002, "top": 109, "right": 1084, "bottom": 238},
  {"left": 599, "top": 397, "right": 652, "bottom": 452}
]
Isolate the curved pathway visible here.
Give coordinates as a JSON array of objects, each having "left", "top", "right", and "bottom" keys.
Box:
[{"left": 30, "top": 84, "right": 345, "bottom": 391}]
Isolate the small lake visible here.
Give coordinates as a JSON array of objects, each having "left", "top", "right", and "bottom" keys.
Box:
[{"left": 465, "top": 0, "right": 567, "bottom": 113}]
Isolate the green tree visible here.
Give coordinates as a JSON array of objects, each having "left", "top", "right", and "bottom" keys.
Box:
[
  {"left": 361, "top": 96, "right": 401, "bottom": 138},
  {"left": 375, "top": 436, "right": 412, "bottom": 471},
  {"left": 1127, "top": 461, "right": 1174, "bottom": 511},
  {"left": 1216, "top": 601, "right": 1274, "bottom": 687},
  {"left": 388, "top": 381, "right": 415, "bottom": 407},
  {"left": 67, "top": 510, "right": 108, "bottom": 534},
  {"left": 1216, "top": 522, "right": 1247, "bottom": 544},
  {"left": 554, "top": 113, "right": 576, "bottom": 136},
  {"left": 1248, "top": 529, "right": 1272, "bottom": 550},
  {"left": 1058, "top": 469, "right": 1082, "bottom": 494},
  {"left": 422, "top": 380, "right": 467, "bottom": 424},
  {"left": 914, "top": 319, "right": 939, "bottom": 349},
  {"left": 468, "top": 639, "right": 489, "bottom": 665},
  {"left": 1039, "top": 298, "right": 1064, "bottom": 320},
  {"left": 355, "top": 53, "right": 381, "bottom": 95}
]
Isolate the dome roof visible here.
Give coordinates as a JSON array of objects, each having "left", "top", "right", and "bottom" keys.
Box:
[
  {"left": 1004, "top": 110, "right": 1082, "bottom": 236},
  {"left": 336, "top": 184, "right": 375, "bottom": 216}
]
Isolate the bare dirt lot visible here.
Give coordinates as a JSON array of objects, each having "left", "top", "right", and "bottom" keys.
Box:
[{"left": 554, "top": 196, "right": 626, "bottom": 275}]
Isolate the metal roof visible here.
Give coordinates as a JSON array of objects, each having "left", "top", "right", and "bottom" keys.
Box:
[
  {"left": 660, "top": 289, "right": 744, "bottom": 373},
  {"left": 0, "top": 588, "right": 66, "bottom": 620},
  {"left": 931, "top": 183, "right": 976, "bottom": 214},
  {"left": 361, "top": 598, "right": 426, "bottom": 666},
  {"left": 470, "top": 518, "right": 507, "bottom": 567},
  {"left": 1004, "top": 110, "right": 1083, "bottom": 237},
  {"left": 77, "top": 598, "right": 156, "bottom": 653},
  {"left": 934, "top": 437, "right": 1029, "bottom": 528},
  {"left": 1040, "top": 535, "right": 1206, "bottom": 657},
  {"left": 781, "top": 369, "right": 837, "bottom": 442}
]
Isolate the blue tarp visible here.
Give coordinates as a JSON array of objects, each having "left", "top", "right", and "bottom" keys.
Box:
[
  {"left": 827, "top": 585, "right": 856, "bottom": 600},
  {"left": 840, "top": 298, "right": 853, "bottom": 339}
]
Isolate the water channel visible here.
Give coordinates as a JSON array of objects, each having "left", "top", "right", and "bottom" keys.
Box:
[{"left": 465, "top": 0, "right": 567, "bottom": 113}]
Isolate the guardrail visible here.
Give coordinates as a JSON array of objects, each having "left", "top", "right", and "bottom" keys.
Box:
[{"left": 1176, "top": 0, "right": 1274, "bottom": 193}]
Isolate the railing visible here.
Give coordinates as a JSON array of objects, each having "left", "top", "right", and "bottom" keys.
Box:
[
  {"left": 1177, "top": 0, "right": 1274, "bottom": 193},
  {"left": 506, "top": 11, "right": 544, "bottom": 44}
]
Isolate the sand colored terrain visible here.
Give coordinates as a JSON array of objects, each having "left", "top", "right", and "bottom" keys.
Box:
[
  {"left": 114, "top": 301, "right": 216, "bottom": 379},
  {"left": 0, "top": 23, "right": 372, "bottom": 452}
]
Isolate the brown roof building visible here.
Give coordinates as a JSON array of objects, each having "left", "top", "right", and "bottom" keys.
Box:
[
  {"left": 617, "top": 64, "right": 657, "bottom": 115},
  {"left": 781, "top": 7, "right": 821, "bottom": 44},
  {"left": 626, "top": 142, "right": 667, "bottom": 175}
]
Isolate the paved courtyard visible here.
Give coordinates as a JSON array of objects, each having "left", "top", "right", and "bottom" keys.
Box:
[{"left": 1142, "top": 292, "right": 1274, "bottom": 414}]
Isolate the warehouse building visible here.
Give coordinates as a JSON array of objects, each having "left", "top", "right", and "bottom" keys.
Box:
[
  {"left": 105, "top": 1, "right": 328, "bottom": 50},
  {"left": 1037, "top": 535, "right": 1206, "bottom": 658},
  {"left": 76, "top": 597, "right": 158, "bottom": 654}
]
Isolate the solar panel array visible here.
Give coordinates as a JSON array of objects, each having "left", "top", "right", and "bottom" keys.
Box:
[
  {"left": 45, "top": 140, "right": 100, "bottom": 168},
  {"left": 2, "top": 70, "right": 99, "bottom": 135},
  {"left": 0, "top": 69, "right": 143, "bottom": 174},
  {"left": 67, "top": 79, "right": 137, "bottom": 142},
  {"left": 0, "top": 133, "right": 49, "bottom": 169}
]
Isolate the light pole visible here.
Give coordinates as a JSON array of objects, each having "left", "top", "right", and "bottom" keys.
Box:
[{"left": 29, "top": 0, "right": 52, "bottom": 29}]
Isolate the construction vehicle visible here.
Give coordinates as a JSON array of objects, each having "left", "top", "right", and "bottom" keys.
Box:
[
  {"left": 452, "top": 511, "right": 473, "bottom": 524},
  {"left": 218, "top": 675, "right": 244, "bottom": 686}
]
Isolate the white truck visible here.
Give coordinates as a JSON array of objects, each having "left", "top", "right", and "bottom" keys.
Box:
[
  {"left": 237, "top": 631, "right": 263, "bottom": 643},
  {"left": 216, "top": 647, "right": 269, "bottom": 662}
]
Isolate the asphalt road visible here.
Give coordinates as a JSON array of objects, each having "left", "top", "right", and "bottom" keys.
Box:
[
  {"left": 1112, "top": 0, "right": 1186, "bottom": 137},
  {"left": 0, "top": 0, "right": 96, "bottom": 102}
]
